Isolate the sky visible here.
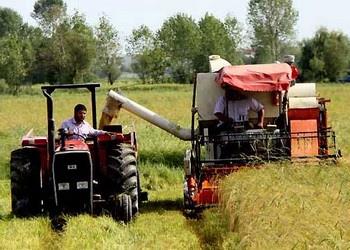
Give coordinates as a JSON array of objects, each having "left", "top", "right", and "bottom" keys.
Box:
[{"left": 1, "top": 0, "right": 349, "bottom": 44}]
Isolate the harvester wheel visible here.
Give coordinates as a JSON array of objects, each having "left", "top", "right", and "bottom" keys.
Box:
[
  {"left": 107, "top": 143, "right": 139, "bottom": 217},
  {"left": 10, "top": 147, "right": 41, "bottom": 217},
  {"left": 111, "top": 193, "right": 132, "bottom": 224}
]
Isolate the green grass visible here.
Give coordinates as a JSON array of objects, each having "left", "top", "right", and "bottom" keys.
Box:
[
  {"left": 1, "top": 82, "right": 350, "bottom": 249},
  {"left": 0, "top": 181, "right": 201, "bottom": 250},
  {"left": 317, "top": 83, "right": 350, "bottom": 160}
]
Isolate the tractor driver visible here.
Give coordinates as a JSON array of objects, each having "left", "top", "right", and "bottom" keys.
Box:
[
  {"left": 61, "top": 104, "right": 106, "bottom": 140},
  {"left": 214, "top": 88, "right": 265, "bottom": 130}
]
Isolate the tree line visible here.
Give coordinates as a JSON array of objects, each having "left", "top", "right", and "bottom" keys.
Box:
[{"left": 0, "top": 0, "right": 349, "bottom": 94}]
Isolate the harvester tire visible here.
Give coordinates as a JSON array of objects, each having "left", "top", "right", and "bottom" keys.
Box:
[
  {"left": 107, "top": 143, "right": 139, "bottom": 217},
  {"left": 10, "top": 147, "right": 41, "bottom": 217},
  {"left": 111, "top": 193, "right": 132, "bottom": 223}
]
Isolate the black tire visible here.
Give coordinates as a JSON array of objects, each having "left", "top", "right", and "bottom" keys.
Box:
[
  {"left": 10, "top": 147, "right": 41, "bottom": 217},
  {"left": 111, "top": 193, "right": 132, "bottom": 223},
  {"left": 107, "top": 143, "right": 139, "bottom": 217}
]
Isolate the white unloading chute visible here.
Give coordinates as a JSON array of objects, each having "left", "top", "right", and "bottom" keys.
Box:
[{"left": 99, "top": 90, "right": 193, "bottom": 141}]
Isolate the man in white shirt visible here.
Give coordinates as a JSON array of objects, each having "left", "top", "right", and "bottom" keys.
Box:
[
  {"left": 61, "top": 104, "right": 105, "bottom": 140},
  {"left": 214, "top": 88, "right": 265, "bottom": 129}
]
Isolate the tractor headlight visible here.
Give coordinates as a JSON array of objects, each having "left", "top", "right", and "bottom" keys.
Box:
[
  {"left": 77, "top": 181, "right": 89, "bottom": 189},
  {"left": 58, "top": 182, "right": 70, "bottom": 191}
]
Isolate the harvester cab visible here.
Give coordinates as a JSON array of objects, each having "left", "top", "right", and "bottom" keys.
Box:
[{"left": 10, "top": 83, "right": 145, "bottom": 224}]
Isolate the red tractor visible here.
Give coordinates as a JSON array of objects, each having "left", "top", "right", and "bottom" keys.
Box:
[{"left": 10, "top": 83, "right": 146, "bottom": 224}]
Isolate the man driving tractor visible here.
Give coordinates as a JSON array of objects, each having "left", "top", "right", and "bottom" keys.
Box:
[{"left": 61, "top": 104, "right": 106, "bottom": 139}]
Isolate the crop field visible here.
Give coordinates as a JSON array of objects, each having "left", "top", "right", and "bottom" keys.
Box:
[{"left": 0, "top": 83, "right": 350, "bottom": 249}]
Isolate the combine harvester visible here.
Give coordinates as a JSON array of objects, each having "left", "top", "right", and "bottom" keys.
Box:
[{"left": 100, "top": 56, "right": 341, "bottom": 215}]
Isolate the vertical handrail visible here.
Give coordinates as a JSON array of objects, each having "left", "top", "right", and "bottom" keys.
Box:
[
  {"left": 88, "top": 86, "right": 97, "bottom": 129},
  {"left": 42, "top": 89, "right": 55, "bottom": 167}
]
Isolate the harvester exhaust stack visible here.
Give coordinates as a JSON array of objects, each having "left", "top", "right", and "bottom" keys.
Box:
[{"left": 100, "top": 90, "right": 192, "bottom": 141}]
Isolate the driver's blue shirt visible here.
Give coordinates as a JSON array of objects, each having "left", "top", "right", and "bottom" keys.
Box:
[{"left": 61, "top": 117, "right": 103, "bottom": 139}]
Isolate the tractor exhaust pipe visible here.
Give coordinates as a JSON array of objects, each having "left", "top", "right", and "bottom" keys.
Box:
[{"left": 100, "top": 90, "right": 193, "bottom": 141}]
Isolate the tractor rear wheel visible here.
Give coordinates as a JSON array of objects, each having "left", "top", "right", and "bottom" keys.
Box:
[
  {"left": 107, "top": 143, "right": 139, "bottom": 218},
  {"left": 111, "top": 193, "right": 132, "bottom": 223},
  {"left": 10, "top": 147, "right": 41, "bottom": 217}
]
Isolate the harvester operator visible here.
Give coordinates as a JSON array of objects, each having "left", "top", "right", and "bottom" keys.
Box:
[
  {"left": 283, "top": 54, "right": 299, "bottom": 82},
  {"left": 214, "top": 88, "right": 265, "bottom": 130},
  {"left": 61, "top": 104, "right": 106, "bottom": 139}
]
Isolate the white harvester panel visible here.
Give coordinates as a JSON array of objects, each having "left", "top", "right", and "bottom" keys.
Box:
[
  {"left": 288, "top": 83, "right": 319, "bottom": 109},
  {"left": 196, "top": 73, "right": 224, "bottom": 121}
]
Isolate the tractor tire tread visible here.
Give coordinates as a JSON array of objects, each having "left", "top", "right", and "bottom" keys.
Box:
[
  {"left": 107, "top": 143, "right": 139, "bottom": 218},
  {"left": 10, "top": 147, "right": 41, "bottom": 217}
]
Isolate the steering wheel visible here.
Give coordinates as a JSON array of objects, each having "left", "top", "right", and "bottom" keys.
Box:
[
  {"left": 58, "top": 128, "right": 87, "bottom": 141},
  {"left": 70, "top": 133, "right": 87, "bottom": 141}
]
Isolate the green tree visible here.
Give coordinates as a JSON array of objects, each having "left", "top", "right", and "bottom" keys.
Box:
[
  {"left": 127, "top": 25, "right": 168, "bottom": 83},
  {"left": 0, "top": 35, "right": 26, "bottom": 93},
  {"left": 299, "top": 28, "right": 350, "bottom": 82},
  {"left": 0, "top": 8, "right": 40, "bottom": 90},
  {"left": 158, "top": 13, "right": 201, "bottom": 83},
  {"left": 19, "top": 24, "right": 42, "bottom": 83},
  {"left": 31, "top": 0, "right": 69, "bottom": 83},
  {"left": 0, "top": 7, "right": 23, "bottom": 37},
  {"left": 195, "top": 13, "right": 242, "bottom": 72},
  {"left": 35, "top": 11, "right": 96, "bottom": 83},
  {"left": 21, "top": 24, "right": 46, "bottom": 83},
  {"left": 95, "top": 16, "right": 122, "bottom": 85},
  {"left": 127, "top": 25, "right": 154, "bottom": 55},
  {"left": 31, "top": 0, "right": 66, "bottom": 36},
  {"left": 56, "top": 12, "right": 96, "bottom": 83},
  {"left": 247, "top": 0, "right": 298, "bottom": 63},
  {"left": 224, "top": 15, "right": 243, "bottom": 60}
]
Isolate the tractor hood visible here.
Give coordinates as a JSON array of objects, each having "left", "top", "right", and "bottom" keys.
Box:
[
  {"left": 215, "top": 63, "right": 292, "bottom": 92},
  {"left": 57, "top": 139, "right": 89, "bottom": 151}
]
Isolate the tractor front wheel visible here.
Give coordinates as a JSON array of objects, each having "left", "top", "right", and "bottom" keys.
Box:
[
  {"left": 107, "top": 143, "right": 139, "bottom": 219},
  {"left": 111, "top": 193, "right": 132, "bottom": 223}
]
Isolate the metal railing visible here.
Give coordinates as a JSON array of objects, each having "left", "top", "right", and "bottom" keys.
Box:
[{"left": 194, "top": 128, "right": 339, "bottom": 165}]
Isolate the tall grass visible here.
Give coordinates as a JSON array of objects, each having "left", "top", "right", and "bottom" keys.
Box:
[
  {"left": 219, "top": 163, "right": 350, "bottom": 249},
  {"left": 317, "top": 83, "right": 350, "bottom": 161},
  {"left": 0, "top": 82, "right": 349, "bottom": 249}
]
